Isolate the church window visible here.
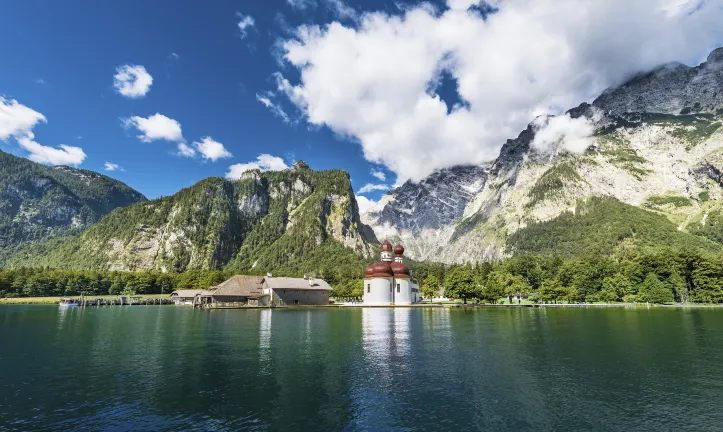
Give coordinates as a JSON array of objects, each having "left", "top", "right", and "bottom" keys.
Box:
[
  {"left": 397, "top": 284, "right": 400, "bottom": 293},
  {"left": 367, "top": 284, "right": 370, "bottom": 293}
]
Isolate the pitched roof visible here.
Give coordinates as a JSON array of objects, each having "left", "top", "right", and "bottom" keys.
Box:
[
  {"left": 211, "top": 275, "right": 265, "bottom": 298},
  {"left": 263, "top": 277, "right": 332, "bottom": 291},
  {"left": 171, "top": 290, "right": 204, "bottom": 298}
]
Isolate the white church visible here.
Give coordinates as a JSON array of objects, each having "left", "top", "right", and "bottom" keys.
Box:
[{"left": 363, "top": 240, "right": 421, "bottom": 305}]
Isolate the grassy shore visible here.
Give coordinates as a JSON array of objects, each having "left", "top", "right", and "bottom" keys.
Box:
[{"left": 0, "top": 294, "right": 171, "bottom": 305}]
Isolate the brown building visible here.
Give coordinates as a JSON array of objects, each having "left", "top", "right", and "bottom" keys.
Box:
[
  {"left": 196, "top": 275, "right": 270, "bottom": 307},
  {"left": 171, "top": 290, "right": 205, "bottom": 305},
  {"left": 262, "top": 276, "right": 332, "bottom": 305}
]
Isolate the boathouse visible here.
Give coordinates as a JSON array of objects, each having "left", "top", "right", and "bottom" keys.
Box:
[
  {"left": 171, "top": 290, "right": 205, "bottom": 305},
  {"left": 262, "top": 276, "right": 332, "bottom": 305},
  {"left": 197, "top": 275, "right": 270, "bottom": 307}
]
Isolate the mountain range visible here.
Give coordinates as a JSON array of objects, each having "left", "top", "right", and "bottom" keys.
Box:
[
  {"left": 362, "top": 48, "right": 723, "bottom": 263},
  {"left": 3, "top": 48, "right": 723, "bottom": 272}
]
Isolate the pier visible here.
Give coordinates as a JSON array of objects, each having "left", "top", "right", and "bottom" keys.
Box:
[{"left": 61, "top": 296, "right": 173, "bottom": 307}]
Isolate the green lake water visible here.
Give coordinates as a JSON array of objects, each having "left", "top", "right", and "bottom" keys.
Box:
[{"left": 1, "top": 306, "right": 723, "bottom": 431}]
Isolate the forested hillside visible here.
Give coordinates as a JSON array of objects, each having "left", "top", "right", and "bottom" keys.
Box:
[
  {"left": 0, "top": 150, "right": 145, "bottom": 264},
  {"left": 8, "top": 162, "right": 377, "bottom": 278}
]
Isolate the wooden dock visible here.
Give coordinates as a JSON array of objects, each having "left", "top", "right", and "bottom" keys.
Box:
[{"left": 62, "top": 297, "right": 173, "bottom": 307}]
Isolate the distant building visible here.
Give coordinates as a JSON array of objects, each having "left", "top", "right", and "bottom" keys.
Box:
[
  {"left": 187, "top": 274, "right": 333, "bottom": 307},
  {"left": 171, "top": 290, "right": 205, "bottom": 305},
  {"left": 262, "top": 276, "right": 332, "bottom": 305},
  {"left": 363, "top": 241, "right": 420, "bottom": 305},
  {"left": 196, "top": 275, "right": 270, "bottom": 307}
]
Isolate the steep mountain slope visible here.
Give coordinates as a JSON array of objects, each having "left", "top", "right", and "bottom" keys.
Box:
[
  {"left": 362, "top": 165, "right": 487, "bottom": 261},
  {"left": 364, "top": 48, "right": 723, "bottom": 263},
  {"left": 0, "top": 150, "right": 146, "bottom": 263},
  {"left": 9, "top": 162, "right": 377, "bottom": 272}
]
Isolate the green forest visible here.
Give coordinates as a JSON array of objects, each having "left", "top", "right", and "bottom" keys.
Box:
[{"left": 3, "top": 246, "right": 722, "bottom": 304}]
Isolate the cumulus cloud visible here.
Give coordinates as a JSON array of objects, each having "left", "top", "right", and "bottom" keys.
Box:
[
  {"left": 226, "top": 154, "right": 289, "bottom": 179},
  {"left": 0, "top": 97, "right": 86, "bottom": 166},
  {"left": 358, "top": 183, "right": 391, "bottom": 194},
  {"left": 104, "top": 162, "right": 120, "bottom": 171},
  {"left": 237, "top": 13, "right": 256, "bottom": 38},
  {"left": 272, "top": 0, "right": 723, "bottom": 182},
  {"left": 124, "top": 113, "right": 183, "bottom": 143},
  {"left": 355, "top": 194, "right": 378, "bottom": 213},
  {"left": 177, "top": 143, "right": 196, "bottom": 158},
  {"left": 113, "top": 65, "right": 153, "bottom": 98},
  {"left": 371, "top": 169, "right": 386, "bottom": 181},
  {"left": 531, "top": 114, "right": 596, "bottom": 155},
  {"left": 192, "top": 137, "right": 232, "bottom": 161},
  {"left": 0, "top": 97, "right": 46, "bottom": 140},
  {"left": 16, "top": 135, "right": 86, "bottom": 166}
]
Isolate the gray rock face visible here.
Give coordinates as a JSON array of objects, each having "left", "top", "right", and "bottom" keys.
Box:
[
  {"left": 370, "top": 165, "right": 487, "bottom": 232},
  {"left": 593, "top": 48, "right": 723, "bottom": 116}
]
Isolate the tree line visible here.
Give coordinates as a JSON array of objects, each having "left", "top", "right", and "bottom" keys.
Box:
[
  {"left": 0, "top": 268, "right": 231, "bottom": 297},
  {"left": 333, "top": 247, "right": 723, "bottom": 304},
  {"left": 2, "top": 247, "right": 722, "bottom": 304}
]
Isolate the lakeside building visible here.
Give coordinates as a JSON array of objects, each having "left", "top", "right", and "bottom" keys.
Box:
[
  {"left": 263, "top": 276, "right": 332, "bottom": 305},
  {"left": 195, "top": 275, "right": 269, "bottom": 307},
  {"left": 189, "top": 274, "right": 332, "bottom": 307},
  {"left": 170, "top": 290, "right": 205, "bottom": 305},
  {"left": 363, "top": 241, "right": 420, "bottom": 305}
]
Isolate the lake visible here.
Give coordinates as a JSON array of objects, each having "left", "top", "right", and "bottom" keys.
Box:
[{"left": 1, "top": 306, "right": 722, "bottom": 431}]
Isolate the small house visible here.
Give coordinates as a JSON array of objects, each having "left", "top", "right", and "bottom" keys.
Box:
[
  {"left": 171, "top": 290, "right": 205, "bottom": 305},
  {"left": 200, "top": 275, "right": 270, "bottom": 307},
  {"left": 262, "top": 276, "right": 332, "bottom": 305}
]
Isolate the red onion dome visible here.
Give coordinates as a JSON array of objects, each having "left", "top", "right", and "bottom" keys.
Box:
[
  {"left": 380, "top": 240, "right": 393, "bottom": 252},
  {"left": 365, "top": 261, "right": 394, "bottom": 278},
  {"left": 393, "top": 244, "right": 405, "bottom": 256},
  {"left": 390, "top": 262, "right": 411, "bottom": 278}
]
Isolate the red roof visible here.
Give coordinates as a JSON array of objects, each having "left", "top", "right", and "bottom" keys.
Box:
[{"left": 365, "top": 261, "right": 394, "bottom": 278}]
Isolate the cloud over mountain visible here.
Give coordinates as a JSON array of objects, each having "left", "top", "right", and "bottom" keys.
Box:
[
  {"left": 273, "top": 0, "right": 723, "bottom": 183},
  {"left": 0, "top": 97, "right": 86, "bottom": 166}
]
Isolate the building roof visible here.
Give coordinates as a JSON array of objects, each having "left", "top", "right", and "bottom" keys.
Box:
[
  {"left": 171, "top": 290, "right": 205, "bottom": 298},
  {"left": 210, "top": 275, "right": 265, "bottom": 298},
  {"left": 263, "top": 277, "right": 332, "bottom": 291}
]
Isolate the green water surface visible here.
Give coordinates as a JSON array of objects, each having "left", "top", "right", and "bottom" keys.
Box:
[{"left": 1, "top": 306, "right": 722, "bottom": 431}]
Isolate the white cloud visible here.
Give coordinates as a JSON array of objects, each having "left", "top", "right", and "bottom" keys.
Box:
[
  {"left": 177, "top": 143, "right": 196, "bottom": 158},
  {"left": 104, "top": 162, "right": 120, "bottom": 171},
  {"left": 531, "top": 114, "right": 596, "bottom": 155},
  {"left": 0, "top": 97, "right": 46, "bottom": 140},
  {"left": 0, "top": 98, "right": 86, "bottom": 166},
  {"left": 273, "top": 0, "right": 723, "bottom": 183},
  {"left": 192, "top": 137, "right": 232, "bottom": 161},
  {"left": 226, "top": 154, "right": 289, "bottom": 179},
  {"left": 17, "top": 135, "right": 86, "bottom": 166},
  {"left": 237, "top": 13, "right": 256, "bottom": 38},
  {"left": 358, "top": 183, "right": 390, "bottom": 194},
  {"left": 124, "top": 113, "right": 183, "bottom": 143},
  {"left": 355, "top": 194, "right": 378, "bottom": 213},
  {"left": 371, "top": 169, "right": 386, "bottom": 181},
  {"left": 113, "top": 65, "right": 153, "bottom": 98},
  {"left": 169, "top": 52, "right": 180, "bottom": 60},
  {"left": 257, "top": 93, "right": 292, "bottom": 123}
]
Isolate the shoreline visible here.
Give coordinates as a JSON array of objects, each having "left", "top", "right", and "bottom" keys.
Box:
[{"left": 2, "top": 297, "right": 722, "bottom": 309}]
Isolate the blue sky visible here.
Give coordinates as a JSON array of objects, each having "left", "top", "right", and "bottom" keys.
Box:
[
  {"left": 1, "top": 0, "right": 720, "bottom": 209},
  {"left": 0, "top": 0, "right": 406, "bottom": 201}
]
